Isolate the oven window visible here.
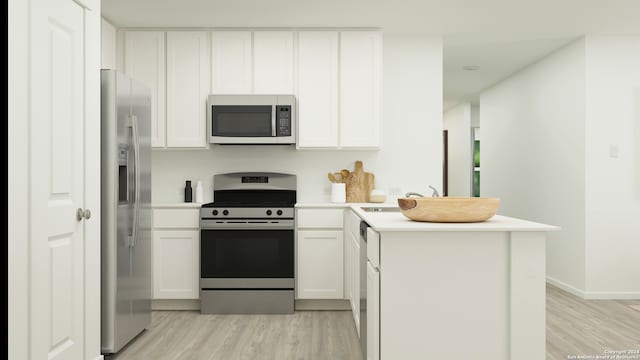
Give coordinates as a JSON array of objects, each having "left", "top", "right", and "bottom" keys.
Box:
[
  {"left": 212, "top": 105, "right": 272, "bottom": 137},
  {"left": 201, "top": 230, "right": 294, "bottom": 278}
]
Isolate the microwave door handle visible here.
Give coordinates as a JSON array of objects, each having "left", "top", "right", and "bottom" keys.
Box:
[{"left": 271, "top": 106, "right": 276, "bottom": 137}]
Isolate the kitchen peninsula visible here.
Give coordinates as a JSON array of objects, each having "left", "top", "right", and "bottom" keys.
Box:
[{"left": 344, "top": 204, "right": 559, "bottom": 360}]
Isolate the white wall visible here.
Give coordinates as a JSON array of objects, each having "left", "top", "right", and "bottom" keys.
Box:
[
  {"left": 584, "top": 36, "right": 640, "bottom": 298},
  {"left": 101, "top": 17, "right": 117, "bottom": 69},
  {"left": 480, "top": 39, "right": 587, "bottom": 292},
  {"left": 152, "top": 35, "right": 443, "bottom": 204},
  {"left": 471, "top": 104, "right": 480, "bottom": 128},
  {"left": 443, "top": 103, "right": 472, "bottom": 196}
]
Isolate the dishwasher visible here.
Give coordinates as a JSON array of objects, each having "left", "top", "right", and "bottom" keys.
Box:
[{"left": 360, "top": 220, "right": 381, "bottom": 360}]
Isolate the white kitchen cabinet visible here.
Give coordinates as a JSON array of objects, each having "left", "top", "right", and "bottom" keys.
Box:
[
  {"left": 297, "top": 230, "right": 344, "bottom": 299},
  {"left": 153, "top": 230, "right": 199, "bottom": 299},
  {"left": 166, "top": 31, "right": 210, "bottom": 148},
  {"left": 152, "top": 207, "right": 200, "bottom": 300},
  {"left": 296, "top": 207, "right": 345, "bottom": 300},
  {"left": 296, "top": 31, "right": 339, "bottom": 148},
  {"left": 253, "top": 31, "right": 294, "bottom": 94},
  {"left": 123, "top": 31, "right": 166, "bottom": 148},
  {"left": 367, "top": 260, "right": 380, "bottom": 360},
  {"left": 339, "top": 31, "right": 382, "bottom": 148},
  {"left": 211, "top": 31, "right": 252, "bottom": 94}
]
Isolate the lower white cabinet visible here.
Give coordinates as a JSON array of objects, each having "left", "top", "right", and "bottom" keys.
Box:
[
  {"left": 297, "top": 230, "right": 344, "bottom": 299},
  {"left": 153, "top": 230, "right": 200, "bottom": 299}
]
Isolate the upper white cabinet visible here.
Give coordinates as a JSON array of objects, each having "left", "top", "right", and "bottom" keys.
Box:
[
  {"left": 297, "top": 31, "right": 382, "bottom": 149},
  {"left": 166, "top": 31, "right": 210, "bottom": 148},
  {"left": 339, "top": 31, "right": 382, "bottom": 148},
  {"left": 123, "top": 31, "right": 166, "bottom": 148},
  {"left": 211, "top": 31, "right": 252, "bottom": 94},
  {"left": 253, "top": 32, "right": 294, "bottom": 94},
  {"left": 297, "top": 31, "right": 339, "bottom": 148},
  {"left": 121, "top": 29, "right": 382, "bottom": 150}
]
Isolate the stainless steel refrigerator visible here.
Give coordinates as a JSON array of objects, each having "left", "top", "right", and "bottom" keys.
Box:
[{"left": 100, "top": 69, "right": 152, "bottom": 355}]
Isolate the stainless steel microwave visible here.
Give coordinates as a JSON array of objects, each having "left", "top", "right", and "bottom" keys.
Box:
[{"left": 208, "top": 94, "right": 296, "bottom": 145}]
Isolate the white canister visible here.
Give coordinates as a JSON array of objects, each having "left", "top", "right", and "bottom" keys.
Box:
[
  {"left": 331, "top": 183, "right": 346, "bottom": 203},
  {"left": 369, "top": 189, "right": 387, "bottom": 203},
  {"left": 195, "top": 180, "right": 204, "bottom": 203}
]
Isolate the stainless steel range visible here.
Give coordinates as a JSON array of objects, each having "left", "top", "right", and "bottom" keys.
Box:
[{"left": 199, "top": 172, "right": 296, "bottom": 314}]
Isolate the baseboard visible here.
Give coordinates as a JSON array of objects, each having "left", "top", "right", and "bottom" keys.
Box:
[
  {"left": 152, "top": 299, "right": 200, "bottom": 311},
  {"left": 94, "top": 355, "right": 104, "bottom": 360},
  {"left": 152, "top": 298, "right": 351, "bottom": 311},
  {"left": 582, "top": 291, "right": 640, "bottom": 300},
  {"left": 546, "top": 277, "right": 586, "bottom": 298},
  {"left": 294, "top": 299, "right": 351, "bottom": 310},
  {"left": 546, "top": 278, "right": 640, "bottom": 300}
]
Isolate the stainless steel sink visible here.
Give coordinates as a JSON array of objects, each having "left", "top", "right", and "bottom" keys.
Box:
[{"left": 360, "top": 207, "right": 401, "bottom": 213}]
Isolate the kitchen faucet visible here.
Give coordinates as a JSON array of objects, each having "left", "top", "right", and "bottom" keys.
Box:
[{"left": 405, "top": 185, "right": 440, "bottom": 198}]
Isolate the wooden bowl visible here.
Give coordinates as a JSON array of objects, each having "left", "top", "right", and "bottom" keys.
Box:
[{"left": 397, "top": 197, "right": 500, "bottom": 223}]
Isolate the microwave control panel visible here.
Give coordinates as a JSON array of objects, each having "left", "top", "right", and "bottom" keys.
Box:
[{"left": 276, "top": 106, "right": 292, "bottom": 137}]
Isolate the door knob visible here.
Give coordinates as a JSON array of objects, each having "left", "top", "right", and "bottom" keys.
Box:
[{"left": 77, "top": 208, "right": 92, "bottom": 221}]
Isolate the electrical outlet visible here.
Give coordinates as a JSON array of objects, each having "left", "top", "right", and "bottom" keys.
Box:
[{"left": 609, "top": 144, "right": 619, "bottom": 158}]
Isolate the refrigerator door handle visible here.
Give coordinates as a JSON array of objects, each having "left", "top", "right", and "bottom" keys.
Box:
[{"left": 129, "top": 115, "right": 141, "bottom": 248}]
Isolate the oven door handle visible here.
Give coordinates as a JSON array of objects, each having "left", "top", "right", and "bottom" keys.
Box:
[{"left": 200, "top": 221, "right": 294, "bottom": 230}]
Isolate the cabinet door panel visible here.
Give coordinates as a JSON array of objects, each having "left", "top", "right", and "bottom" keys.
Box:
[
  {"left": 124, "top": 31, "right": 166, "bottom": 147},
  {"left": 153, "top": 230, "right": 199, "bottom": 299},
  {"left": 253, "top": 31, "right": 294, "bottom": 94},
  {"left": 297, "top": 230, "right": 344, "bottom": 299},
  {"left": 297, "top": 31, "right": 339, "bottom": 147},
  {"left": 166, "top": 31, "right": 210, "bottom": 147},
  {"left": 339, "top": 31, "right": 382, "bottom": 148},
  {"left": 211, "top": 31, "right": 252, "bottom": 94}
]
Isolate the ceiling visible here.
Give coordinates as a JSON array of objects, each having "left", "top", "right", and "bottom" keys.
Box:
[{"left": 103, "top": 0, "right": 640, "bottom": 112}]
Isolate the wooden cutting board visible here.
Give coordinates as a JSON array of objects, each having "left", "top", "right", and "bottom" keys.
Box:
[{"left": 346, "top": 161, "right": 375, "bottom": 202}]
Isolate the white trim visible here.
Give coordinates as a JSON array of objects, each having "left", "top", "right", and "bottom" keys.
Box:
[
  {"left": 547, "top": 277, "right": 640, "bottom": 300},
  {"left": 93, "top": 356, "right": 105, "bottom": 360},
  {"left": 152, "top": 299, "right": 200, "bottom": 311},
  {"left": 583, "top": 292, "right": 640, "bottom": 300},
  {"left": 295, "top": 299, "right": 351, "bottom": 311},
  {"left": 546, "top": 277, "right": 586, "bottom": 298},
  {"left": 150, "top": 299, "right": 352, "bottom": 311},
  {"left": 8, "top": 0, "right": 30, "bottom": 357}
]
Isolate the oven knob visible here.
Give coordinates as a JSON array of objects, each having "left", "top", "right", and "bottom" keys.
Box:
[
  {"left": 266, "top": 210, "right": 272, "bottom": 216},
  {"left": 212, "top": 210, "right": 219, "bottom": 216},
  {"left": 277, "top": 210, "right": 283, "bottom": 216},
  {"left": 223, "top": 210, "right": 229, "bottom": 216}
]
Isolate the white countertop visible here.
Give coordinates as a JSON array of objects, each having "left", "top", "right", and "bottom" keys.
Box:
[
  {"left": 152, "top": 202, "right": 203, "bottom": 209},
  {"left": 351, "top": 205, "right": 560, "bottom": 232},
  {"left": 295, "top": 202, "right": 398, "bottom": 208}
]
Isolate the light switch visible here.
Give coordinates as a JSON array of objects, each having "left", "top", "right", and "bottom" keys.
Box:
[{"left": 609, "top": 144, "right": 619, "bottom": 158}]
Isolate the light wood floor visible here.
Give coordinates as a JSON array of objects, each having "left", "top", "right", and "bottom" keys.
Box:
[
  {"left": 546, "top": 284, "right": 640, "bottom": 359},
  {"left": 113, "top": 285, "right": 640, "bottom": 360},
  {"left": 111, "top": 310, "right": 362, "bottom": 360}
]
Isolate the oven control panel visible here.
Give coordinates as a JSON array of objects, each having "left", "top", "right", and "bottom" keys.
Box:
[{"left": 201, "top": 207, "right": 294, "bottom": 219}]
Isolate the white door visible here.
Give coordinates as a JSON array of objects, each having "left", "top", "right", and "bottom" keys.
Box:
[
  {"left": 367, "top": 261, "right": 380, "bottom": 360},
  {"left": 253, "top": 31, "right": 294, "bottom": 94},
  {"left": 296, "top": 31, "right": 339, "bottom": 148},
  {"left": 30, "top": 0, "right": 86, "bottom": 358},
  {"left": 153, "top": 230, "right": 200, "bottom": 299},
  {"left": 211, "top": 31, "right": 252, "bottom": 94},
  {"left": 124, "top": 31, "right": 166, "bottom": 147},
  {"left": 297, "top": 230, "right": 344, "bottom": 299},
  {"left": 166, "top": 31, "right": 210, "bottom": 148},
  {"left": 339, "top": 31, "right": 382, "bottom": 148}
]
